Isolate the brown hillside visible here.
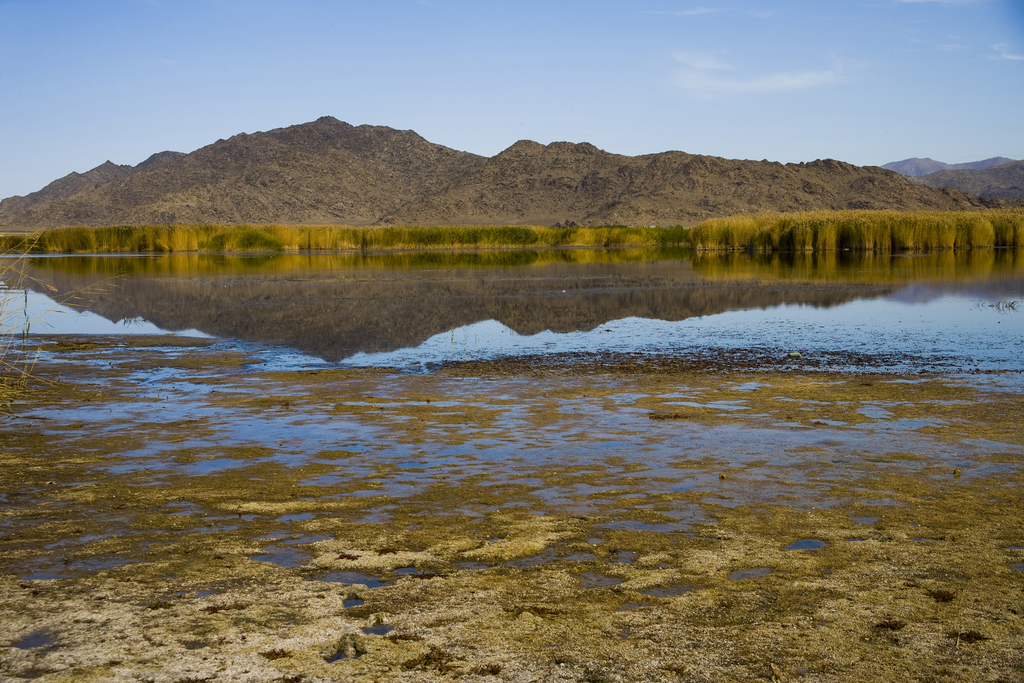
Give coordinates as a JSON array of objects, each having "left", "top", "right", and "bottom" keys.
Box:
[
  {"left": 0, "top": 117, "right": 993, "bottom": 231},
  {"left": 0, "top": 118, "right": 483, "bottom": 230},
  {"left": 0, "top": 151, "right": 187, "bottom": 219},
  {"left": 386, "top": 145, "right": 986, "bottom": 226}
]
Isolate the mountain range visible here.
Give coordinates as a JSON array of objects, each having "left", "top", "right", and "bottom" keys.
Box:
[
  {"left": 880, "top": 156, "right": 1023, "bottom": 200},
  {"left": 881, "top": 157, "right": 1016, "bottom": 177},
  {"left": 0, "top": 117, "right": 998, "bottom": 231},
  {"left": 910, "top": 161, "right": 1024, "bottom": 201}
]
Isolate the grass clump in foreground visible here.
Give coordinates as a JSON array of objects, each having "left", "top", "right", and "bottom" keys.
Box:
[
  {"left": 690, "top": 208, "right": 1024, "bottom": 252},
  {"left": 0, "top": 250, "right": 44, "bottom": 407},
  {"left": 0, "top": 224, "right": 691, "bottom": 254}
]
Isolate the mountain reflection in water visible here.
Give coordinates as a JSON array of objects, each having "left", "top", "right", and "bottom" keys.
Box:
[{"left": 17, "top": 248, "right": 1024, "bottom": 364}]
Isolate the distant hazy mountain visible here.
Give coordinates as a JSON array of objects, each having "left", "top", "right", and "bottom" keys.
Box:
[
  {"left": 0, "top": 117, "right": 995, "bottom": 231},
  {"left": 913, "top": 160, "right": 1024, "bottom": 200},
  {"left": 883, "top": 157, "right": 1017, "bottom": 177}
]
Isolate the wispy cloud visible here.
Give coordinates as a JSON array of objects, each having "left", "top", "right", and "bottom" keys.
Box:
[
  {"left": 676, "top": 69, "right": 841, "bottom": 95},
  {"left": 988, "top": 44, "right": 1024, "bottom": 60},
  {"left": 673, "top": 53, "right": 845, "bottom": 97},
  {"left": 673, "top": 51, "right": 732, "bottom": 70}
]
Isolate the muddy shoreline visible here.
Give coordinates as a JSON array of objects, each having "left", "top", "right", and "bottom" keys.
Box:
[{"left": 1, "top": 338, "right": 1023, "bottom": 682}]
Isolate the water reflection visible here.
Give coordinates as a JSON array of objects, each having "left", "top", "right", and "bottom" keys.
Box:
[{"left": 10, "top": 249, "right": 1024, "bottom": 365}]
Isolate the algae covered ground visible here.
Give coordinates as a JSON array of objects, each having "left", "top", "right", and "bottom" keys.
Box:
[{"left": 1, "top": 338, "right": 1023, "bottom": 682}]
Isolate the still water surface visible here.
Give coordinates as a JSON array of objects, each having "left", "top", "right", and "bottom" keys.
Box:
[{"left": 7, "top": 248, "right": 1022, "bottom": 373}]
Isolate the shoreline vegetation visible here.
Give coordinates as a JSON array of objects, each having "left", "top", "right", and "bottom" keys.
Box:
[
  {"left": 0, "top": 209, "right": 1022, "bottom": 254},
  {"left": 690, "top": 208, "right": 1024, "bottom": 252}
]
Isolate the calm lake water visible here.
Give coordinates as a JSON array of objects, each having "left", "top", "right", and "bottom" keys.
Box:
[{"left": 4, "top": 248, "right": 1023, "bottom": 373}]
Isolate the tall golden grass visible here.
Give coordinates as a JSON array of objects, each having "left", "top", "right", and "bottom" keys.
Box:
[
  {"left": 689, "top": 209, "right": 1024, "bottom": 252},
  {"left": 0, "top": 224, "right": 691, "bottom": 254},
  {"left": 3, "top": 211, "right": 1021, "bottom": 254}
]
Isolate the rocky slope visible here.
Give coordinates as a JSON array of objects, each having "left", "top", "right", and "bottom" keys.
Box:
[
  {"left": 0, "top": 117, "right": 994, "bottom": 231},
  {"left": 0, "top": 151, "right": 185, "bottom": 217}
]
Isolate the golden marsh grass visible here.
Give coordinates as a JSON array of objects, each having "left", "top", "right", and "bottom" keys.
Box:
[
  {"left": 2, "top": 210, "right": 1022, "bottom": 254},
  {"left": 690, "top": 209, "right": 1024, "bottom": 252},
  {"left": 0, "top": 224, "right": 691, "bottom": 254}
]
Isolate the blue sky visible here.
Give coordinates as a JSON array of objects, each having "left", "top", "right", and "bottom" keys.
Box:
[{"left": 1, "top": 0, "right": 1022, "bottom": 198}]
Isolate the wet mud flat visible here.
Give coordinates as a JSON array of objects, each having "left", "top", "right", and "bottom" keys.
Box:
[{"left": 2, "top": 337, "right": 1023, "bottom": 682}]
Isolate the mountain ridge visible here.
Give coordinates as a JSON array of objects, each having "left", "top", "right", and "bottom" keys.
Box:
[
  {"left": 882, "top": 156, "right": 1017, "bottom": 177},
  {"left": 912, "top": 160, "right": 1024, "bottom": 200},
  {"left": 0, "top": 117, "right": 997, "bottom": 231}
]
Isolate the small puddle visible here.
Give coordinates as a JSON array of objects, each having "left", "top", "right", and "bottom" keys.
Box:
[
  {"left": 313, "top": 572, "right": 384, "bottom": 588},
  {"left": 276, "top": 513, "right": 315, "bottom": 523},
  {"left": 563, "top": 552, "right": 600, "bottom": 562},
  {"left": 343, "top": 598, "right": 364, "bottom": 608},
  {"left": 326, "top": 651, "right": 353, "bottom": 662},
  {"left": 16, "top": 631, "right": 55, "bottom": 650},
  {"left": 351, "top": 511, "right": 394, "bottom": 524},
  {"left": 20, "top": 572, "right": 71, "bottom": 581},
  {"left": 362, "top": 624, "right": 394, "bottom": 636},
  {"left": 729, "top": 567, "right": 771, "bottom": 581},
  {"left": 351, "top": 489, "right": 387, "bottom": 497},
  {"left": 1009, "top": 564, "right": 1024, "bottom": 573},
  {"left": 392, "top": 567, "right": 439, "bottom": 579},
  {"left": 454, "top": 561, "right": 490, "bottom": 570},
  {"left": 858, "top": 405, "right": 893, "bottom": 420},
  {"left": 610, "top": 550, "right": 636, "bottom": 564},
  {"left": 505, "top": 553, "right": 555, "bottom": 568},
  {"left": 579, "top": 572, "right": 621, "bottom": 588},
  {"left": 785, "top": 539, "right": 826, "bottom": 550},
  {"left": 183, "top": 458, "right": 250, "bottom": 474},
  {"left": 252, "top": 536, "right": 330, "bottom": 568}
]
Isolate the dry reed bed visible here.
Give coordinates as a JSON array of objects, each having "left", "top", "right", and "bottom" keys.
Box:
[
  {"left": 689, "top": 209, "right": 1024, "bottom": 252},
  {"left": 1, "top": 210, "right": 1022, "bottom": 253},
  {"left": 0, "top": 224, "right": 689, "bottom": 254}
]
